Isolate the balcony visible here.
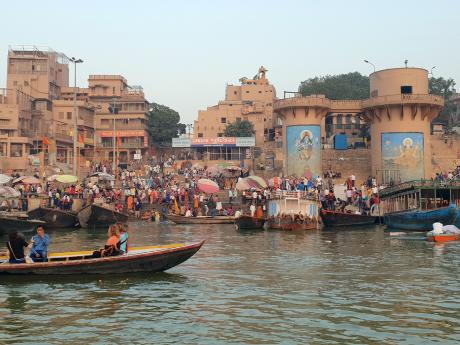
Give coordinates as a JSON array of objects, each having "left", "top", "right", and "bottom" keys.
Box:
[
  {"left": 362, "top": 94, "right": 444, "bottom": 109},
  {"left": 325, "top": 124, "right": 367, "bottom": 138},
  {"left": 274, "top": 95, "right": 331, "bottom": 112}
]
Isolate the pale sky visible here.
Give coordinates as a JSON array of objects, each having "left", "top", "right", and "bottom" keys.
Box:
[{"left": 1, "top": 0, "right": 458, "bottom": 124}]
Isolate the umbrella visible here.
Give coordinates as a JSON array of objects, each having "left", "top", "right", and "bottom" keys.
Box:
[
  {"left": 224, "top": 166, "right": 242, "bottom": 171},
  {"left": 0, "top": 174, "right": 12, "bottom": 185},
  {"left": 0, "top": 186, "right": 21, "bottom": 199},
  {"left": 47, "top": 174, "right": 58, "bottom": 182},
  {"left": 90, "top": 172, "right": 115, "bottom": 181},
  {"left": 235, "top": 178, "right": 251, "bottom": 191},
  {"left": 304, "top": 170, "right": 313, "bottom": 179},
  {"left": 13, "top": 176, "right": 41, "bottom": 185},
  {"left": 197, "top": 178, "right": 219, "bottom": 194},
  {"left": 246, "top": 175, "right": 268, "bottom": 189},
  {"left": 56, "top": 175, "right": 78, "bottom": 184},
  {"left": 206, "top": 166, "right": 221, "bottom": 176}
]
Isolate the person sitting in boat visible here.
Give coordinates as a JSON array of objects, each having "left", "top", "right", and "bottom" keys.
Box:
[
  {"left": 6, "top": 231, "right": 29, "bottom": 264},
  {"left": 29, "top": 227, "right": 50, "bottom": 262},
  {"left": 95, "top": 225, "right": 120, "bottom": 257},
  {"left": 117, "top": 223, "right": 129, "bottom": 254}
]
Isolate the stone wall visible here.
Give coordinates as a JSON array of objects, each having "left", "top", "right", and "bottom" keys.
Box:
[{"left": 322, "top": 148, "right": 372, "bottom": 184}]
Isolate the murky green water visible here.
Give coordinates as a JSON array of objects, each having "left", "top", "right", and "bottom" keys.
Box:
[{"left": 0, "top": 223, "right": 459, "bottom": 344}]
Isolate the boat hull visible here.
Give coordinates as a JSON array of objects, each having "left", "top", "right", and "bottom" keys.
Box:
[
  {"left": 384, "top": 205, "right": 458, "bottom": 231},
  {"left": 427, "top": 234, "right": 459, "bottom": 243},
  {"left": 0, "top": 216, "right": 45, "bottom": 233},
  {"left": 267, "top": 218, "right": 318, "bottom": 231},
  {"left": 78, "top": 204, "right": 128, "bottom": 228},
  {"left": 28, "top": 207, "right": 79, "bottom": 229},
  {"left": 321, "top": 210, "right": 377, "bottom": 228},
  {"left": 234, "top": 216, "right": 265, "bottom": 230},
  {"left": 0, "top": 241, "right": 204, "bottom": 275},
  {"left": 167, "top": 214, "right": 235, "bottom": 224}
]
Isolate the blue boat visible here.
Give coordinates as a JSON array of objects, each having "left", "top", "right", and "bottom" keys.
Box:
[
  {"left": 384, "top": 204, "right": 458, "bottom": 231},
  {"left": 379, "top": 180, "right": 460, "bottom": 231}
]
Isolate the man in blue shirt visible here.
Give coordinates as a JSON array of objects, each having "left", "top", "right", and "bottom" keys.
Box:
[{"left": 30, "top": 227, "right": 50, "bottom": 262}]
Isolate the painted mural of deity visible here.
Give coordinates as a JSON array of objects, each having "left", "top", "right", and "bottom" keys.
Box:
[
  {"left": 286, "top": 125, "right": 320, "bottom": 177},
  {"left": 381, "top": 132, "right": 424, "bottom": 181}
]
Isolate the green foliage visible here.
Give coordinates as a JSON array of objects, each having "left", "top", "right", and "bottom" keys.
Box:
[
  {"left": 223, "top": 119, "right": 255, "bottom": 137},
  {"left": 298, "top": 72, "right": 370, "bottom": 100},
  {"left": 147, "top": 103, "right": 186, "bottom": 144},
  {"left": 429, "top": 77, "right": 457, "bottom": 122}
]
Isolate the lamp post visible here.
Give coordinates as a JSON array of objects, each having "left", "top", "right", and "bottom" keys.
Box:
[
  {"left": 430, "top": 66, "right": 436, "bottom": 77},
  {"left": 363, "top": 59, "right": 376, "bottom": 72},
  {"left": 109, "top": 99, "right": 119, "bottom": 174},
  {"left": 70, "top": 57, "right": 83, "bottom": 177},
  {"left": 186, "top": 123, "right": 193, "bottom": 138}
]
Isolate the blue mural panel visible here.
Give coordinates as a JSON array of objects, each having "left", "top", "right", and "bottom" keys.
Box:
[
  {"left": 286, "top": 125, "right": 321, "bottom": 177},
  {"left": 381, "top": 132, "right": 424, "bottom": 182}
]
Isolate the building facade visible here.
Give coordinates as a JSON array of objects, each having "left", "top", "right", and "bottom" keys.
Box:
[{"left": 194, "top": 66, "right": 276, "bottom": 146}]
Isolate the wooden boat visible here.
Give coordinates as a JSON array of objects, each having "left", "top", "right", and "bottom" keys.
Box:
[
  {"left": 0, "top": 241, "right": 204, "bottom": 275},
  {"left": 384, "top": 205, "right": 458, "bottom": 231},
  {"left": 267, "top": 216, "right": 318, "bottom": 231},
  {"left": 426, "top": 233, "right": 460, "bottom": 243},
  {"left": 166, "top": 214, "right": 235, "bottom": 224},
  {"left": 27, "top": 207, "right": 79, "bottom": 229},
  {"left": 0, "top": 214, "right": 46, "bottom": 233},
  {"left": 234, "top": 215, "right": 265, "bottom": 230},
  {"left": 321, "top": 210, "right": 377, "bottom": 227},
  {"left": 77, "top": 204, "right": 128, "bottom": 228},
  {"left": 267, "top": 197, "right": 320, "bottom": 231},
  {"left": 380, "top": 180, "right": 460, "bottom": 231}
]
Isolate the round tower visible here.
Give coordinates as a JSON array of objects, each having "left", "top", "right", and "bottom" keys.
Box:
[
  {"left": 362, "top": 68, "right": 444, "bottom": 183},
  {"left": 274, "top": 95, "right": 330, "bottom": 177}
]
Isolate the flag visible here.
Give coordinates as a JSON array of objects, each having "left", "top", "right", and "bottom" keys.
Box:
[
  {"left": 78, "top": 134, "right": 84, "bottom": 144},
  {"left": 43, "top": 137, "right": 49, "bottom": 146}
]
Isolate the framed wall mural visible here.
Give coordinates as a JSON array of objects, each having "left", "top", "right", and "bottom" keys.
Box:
[
  {"left": 381, "top": 132, "right": 424, "bottom": 182},
  {"left": 286, "top": 125, "right": 321, "bottom": 178}
]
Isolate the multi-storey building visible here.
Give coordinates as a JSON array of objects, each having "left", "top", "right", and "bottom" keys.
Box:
[
  {"left": 86, "top": 75, "right": 150, "bottom": 165},
  {"left": 3, "top": 46, "right": 96, "bottom": 173},
  {"left": 194, "top": 66, "right": 276, "bottom": 146}
]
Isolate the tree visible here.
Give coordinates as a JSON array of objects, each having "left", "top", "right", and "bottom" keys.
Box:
[
  {"left": 299, "top": 72, "right": 370, "bottom": 100},
  {"left": 223, "top": 119, "right": 255, "bottom": 137},
  {"left": 429, "top": 77, "right": 457, "bottom": 124},
  {"left": 147, "top": 103, "right": 186, "bottom": 144}
]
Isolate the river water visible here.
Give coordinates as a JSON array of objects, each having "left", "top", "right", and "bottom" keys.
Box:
[{"left": 0, "top": 223, "right": 459, "bottom": 344}]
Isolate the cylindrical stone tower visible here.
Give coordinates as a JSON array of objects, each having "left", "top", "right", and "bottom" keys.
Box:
[
  {"left": 362, "top": 68, "right": 444, "bottom": 183},
  {"left": 274, "top": 95, "right": 330, "bottom": 178}
]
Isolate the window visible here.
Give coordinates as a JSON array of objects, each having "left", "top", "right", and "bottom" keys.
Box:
[
  {"left": 259, "top": 91, "right": 262, "bottom": 93},
  {"left": 336, "top": 114, "right": 343, "bottom": 129},
  {"left": 236, "top": 117, "right": 241, "bottom": 122},
  {"left": 246, "top": 91, "right": 249, "bottom": 93},
  {"left": 198, "top": 133, "right": 203, "bottom": 138},
  {"left": 345, "top": 114, "right": 352, "bottom": 129},
  {"left": 11, "top": 144, "right": 23, "bottom": 157},
  {"left": 67, "top": 112, "right": 72, "bottom": 120},
  {"left": 113, "top": 87, "right": 116, "bottom": 94},
  {"left": 355, "top": 116, "right": 361, "bottom": 129},
  {"left": 24, "top": 81, "right": 29, "bottom": 86},
  {"left": 13, "top": 81, "right": 17, "bottom": 86},
  {"left": 221, "top": 117, "right": 226, "bottom": 123},
  {"left": 59, "top": 112, "right": 64, "bottom": 119},
  {"left": 401, "top": 86, "right": 412, "bottom": 94},
  {"left": 234, "top": 91, "right": 237, "bottom": 95},
  {"left": 218, "top": 133, "right": 223, "bottom": 137}
]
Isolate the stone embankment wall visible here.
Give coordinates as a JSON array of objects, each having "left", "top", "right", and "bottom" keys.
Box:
[
  {"left": 321, "top": 148, "right": 372, "bottom": 184},
  {"left": 430, "top": 134, "right": 460, "bottom": 174}
]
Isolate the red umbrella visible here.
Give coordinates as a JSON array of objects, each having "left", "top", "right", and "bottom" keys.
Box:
[
  {"left": 246, "top": 176, "right": 268, "bottom": 189},
  {"left": 197, "top": 178, "right": 219, "bottom": 194}
]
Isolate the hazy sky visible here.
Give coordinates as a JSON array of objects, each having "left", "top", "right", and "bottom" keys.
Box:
[{"left": 1, "top": 0, "right": 458, "bottom": 123}]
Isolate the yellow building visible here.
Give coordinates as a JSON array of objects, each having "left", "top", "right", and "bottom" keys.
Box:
[{"left": 194, "top": 66, "right": 276, "bottom": 146}]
